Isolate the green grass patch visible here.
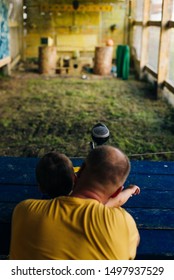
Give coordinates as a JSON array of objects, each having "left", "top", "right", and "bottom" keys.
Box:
[{"left": 0, "top": 74, "right": 174, "bottom": 160}]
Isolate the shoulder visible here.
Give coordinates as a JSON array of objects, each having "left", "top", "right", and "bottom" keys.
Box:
[
  {"left": 104, "top": 206, "right": 137, "bottom": 226},
  {"left": 119, "top": 207, "right": 137, "bottom": 227},
  {"left": 116, "top": 207, "right": 139, "bottom": 238},
  {"left": 13, "top": 199, "right": 51, "bottom": 217},
  {"left": 14, "top": 199, "right": 40, "bottom": 209},
  {"left": 104, "top": 207, "right": 139, "bottom": 239}
]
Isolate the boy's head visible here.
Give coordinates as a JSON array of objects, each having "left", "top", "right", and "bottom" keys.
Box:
[{"left": 35, "top": 152, "right": 75, "bottom": 198}]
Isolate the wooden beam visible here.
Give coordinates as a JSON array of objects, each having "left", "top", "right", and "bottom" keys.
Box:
[
  {"left": 40, "top": 4, "right": 113, "bottom": 13},
  {"left": 0, "top": 57, "right": 11, "bottom": 68},
  {"left": 133, "top": 20, "right": 161, "bottom": 27},
  {"left": 147, "top": 21, "right": 161, "bottom": 27},
  {"left": 132, "top": 21, "right": 143, "bottom": 26},
  {"left": 164, "top": 80, "right": 174, "bottom": 94},
  {"left": 127, "top": 0, "right": 133, "bottom": 45},
  {"left": 10, "top": 55, "right": 21, "bottom": 70},
  {"left": 143, "top": 65, "right": 158, "bottom": 79},
  {"left": 157, "top": 0, "right": 170, "bottom": 97},
  {"left": 168, "top": 21, "right": 174, "bottom": 28},
  {"left": 139, "top": 0, "right": 150, "bottom": 76}
]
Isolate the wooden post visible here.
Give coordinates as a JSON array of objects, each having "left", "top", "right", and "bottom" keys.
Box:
[
  {"left": 127, "top": 0, "right": 133, "bottom": 46},
  {"left": 157, "top": 0, "right": 170, "bottom": 98},
  {"left": 139, "top": 0, "right": 151, "bottom": 78}
]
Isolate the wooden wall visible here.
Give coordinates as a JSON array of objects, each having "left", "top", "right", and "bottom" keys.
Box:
[
  {"left": 23, "top": 0, "right": 128, "bottom": 59},
  {"left": 130, "top": 0, "right": 174, "bottom": 101}
]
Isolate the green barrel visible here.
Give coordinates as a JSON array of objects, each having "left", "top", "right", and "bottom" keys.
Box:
[{"left": 116, "top": 45, "right": 130, "bottom": 80}]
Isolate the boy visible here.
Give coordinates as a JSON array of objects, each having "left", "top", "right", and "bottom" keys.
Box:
[{"left": 35, "top": 151, "right": 75, "bottom": 198}]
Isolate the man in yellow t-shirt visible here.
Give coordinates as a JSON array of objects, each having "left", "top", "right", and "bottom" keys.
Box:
[{"left": 9, "top": 145, "right": 139, "bottom": 260}]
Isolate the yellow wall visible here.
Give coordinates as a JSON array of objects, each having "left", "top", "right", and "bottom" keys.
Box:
[{"left": 23, "top": 1, "right": 128, "bottom": 59}]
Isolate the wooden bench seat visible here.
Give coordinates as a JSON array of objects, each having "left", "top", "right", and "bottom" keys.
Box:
[{"left": 0, "top": 156, "right": 174, "bottom": 259}]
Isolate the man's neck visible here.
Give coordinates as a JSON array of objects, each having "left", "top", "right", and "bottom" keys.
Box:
[{"left": 70, "top": 189, "right": 108, "bottom": 204}]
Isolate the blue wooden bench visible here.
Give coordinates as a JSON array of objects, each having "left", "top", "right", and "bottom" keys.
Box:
[{"left": 0, "top": 156, "right": 174, "bottom": 259}]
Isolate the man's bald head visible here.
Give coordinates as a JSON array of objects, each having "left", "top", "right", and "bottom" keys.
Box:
[{"left": 84, "top": 145, "right": 130, "bottom": 187}]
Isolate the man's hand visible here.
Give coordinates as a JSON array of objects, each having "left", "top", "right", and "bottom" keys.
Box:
[{"left": 128, "top": 185, "right": 140, "bottom": 196}]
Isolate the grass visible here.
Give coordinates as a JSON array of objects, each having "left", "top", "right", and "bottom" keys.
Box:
[{"left": 0, "top": 72, "right": 174, "bottom": 160}]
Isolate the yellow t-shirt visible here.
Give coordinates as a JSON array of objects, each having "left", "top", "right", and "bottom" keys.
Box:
[{"left": 9, "top": 197, "right": 139, "bottom": 260}]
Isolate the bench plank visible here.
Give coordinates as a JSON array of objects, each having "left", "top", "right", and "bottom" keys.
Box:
[
  {"left": 127, "top": 208, "right": 174, "bottom": 229},
  {"left": 126, "top": 174, "right": 174, "bottom": 190},
  {"left": 130, "top": 160, "right": 174, "bottom": 175},
  {"left": 1, "top": 185, "right": 174, "bottom": 209},
  {"left": 0, "top": 185, "right": 41, "bottom": 202},
  {"left": 137, "top": 229, "right": 174, "bottom": 259},
  {"left": 0, "top": 157, "right": 83, "bottom": 185}
]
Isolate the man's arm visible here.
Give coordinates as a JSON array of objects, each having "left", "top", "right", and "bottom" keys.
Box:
[{"left": 106, "top": 185, "right": 140, "bottom": 208}]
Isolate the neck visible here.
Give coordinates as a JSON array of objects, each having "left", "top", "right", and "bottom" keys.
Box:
[{"left": 70, "top": 189, "right": 108, "bottom": 204}]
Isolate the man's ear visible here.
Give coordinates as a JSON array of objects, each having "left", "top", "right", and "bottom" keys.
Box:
[{"left": 110, "top": 186, "right": 124, "bottom": 198}]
